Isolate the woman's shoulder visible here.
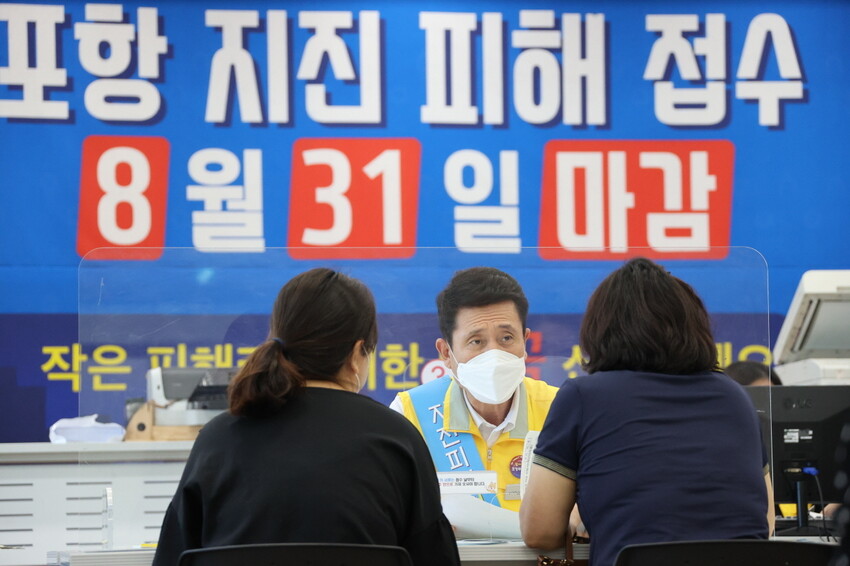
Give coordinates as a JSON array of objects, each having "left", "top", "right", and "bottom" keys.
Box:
[
  {"left": 192, "top": 410, "right": 240, "bottom": 443},
  {"left": 351, "top": 392, "right": 424, "bottom": 429},
  {"left": 311, "top": 388, "right": 423, "bottom": 430},
  {"left": 564, "top": 369, "right": 632, "bottom": 391}
]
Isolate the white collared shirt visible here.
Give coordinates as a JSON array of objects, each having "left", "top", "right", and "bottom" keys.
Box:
[{"left": 463, "top": 387, "right": 520, "bottom": 447}]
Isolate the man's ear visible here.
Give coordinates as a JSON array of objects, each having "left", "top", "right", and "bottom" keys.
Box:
[
  {"left": 523, "top": 328, "right": 531, "bottom": 358},
  {"left": 436, "top": 337, "right": 457, "bottom": 374},
  {"left": 435, "top": 337, "right": 451, "bottom": 362}
]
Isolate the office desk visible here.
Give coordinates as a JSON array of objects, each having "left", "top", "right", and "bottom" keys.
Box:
[
  {"left": 60, "top": 539, "right": 838, "bottom": 566},
  {"left": 62, "top": 542, "right": 590, "bottom": 566},
  {"left": 1, "top": 443, "right": 838, "bottom": 566},
  {"left": 0, "top": 442, "right": 587, "bottom": 566},
  {"left": 0, "top": 441, "right": 191, "bottom": 566}
]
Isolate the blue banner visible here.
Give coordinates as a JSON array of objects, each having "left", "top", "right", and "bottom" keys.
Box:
[{"left": 1, "top": 1, "right": 847, "bottom": 441}]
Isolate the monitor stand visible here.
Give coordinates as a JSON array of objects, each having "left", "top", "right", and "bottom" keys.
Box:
[{"left": 776, "top": 479, "right": 827, "bottom": 536}]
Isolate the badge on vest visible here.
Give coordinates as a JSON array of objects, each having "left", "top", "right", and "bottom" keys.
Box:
[
  {"left": 504, "top": 484, "right": 522, "bottom": 500},
  {"left": 510, "top": 455, "right": 523, "bottom": 478}
]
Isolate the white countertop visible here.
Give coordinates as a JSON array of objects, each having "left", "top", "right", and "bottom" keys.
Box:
[
  {"left": 0, "top": 441, "right": 193, "bottom": 464},
  {"left": 63, "top": 542, "right": 587, "bottom": 566}
]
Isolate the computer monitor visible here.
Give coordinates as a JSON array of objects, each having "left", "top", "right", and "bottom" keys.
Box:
[{"left": 745, "top": 385, "right": 850, "bottom": 534}]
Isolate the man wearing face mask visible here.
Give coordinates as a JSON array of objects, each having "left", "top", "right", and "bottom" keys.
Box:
[{"left": 390, "top": 267, "right": 559, "bottom": 511}]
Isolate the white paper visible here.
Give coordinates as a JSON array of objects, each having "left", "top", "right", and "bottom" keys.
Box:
[
  {"left": 49, "top": 414, "right": 126, "bottom": 443},
  {"left": 441, "top": 494, "right": 521, "bottom": 540},
  {"left": 437, "top": 471, "right": 498, "bottom": 494},
  {"left": 520, "top": 430, "right": 540, "bottom": 500}
]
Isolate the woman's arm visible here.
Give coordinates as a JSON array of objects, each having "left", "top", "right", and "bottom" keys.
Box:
[
  {"left": 519, "top": 464, "right": 576, "bottom": 550},
  {"left": 764, "top": 472, "right": 775, "bottom": 536}
]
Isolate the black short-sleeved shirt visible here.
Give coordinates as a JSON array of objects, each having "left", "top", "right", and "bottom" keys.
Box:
[
  {"left": 534, "top": 370, "right": 768, "bottom": 566},
  {"left": 153, "top": 388, "right": 459, "bottom": 566}
]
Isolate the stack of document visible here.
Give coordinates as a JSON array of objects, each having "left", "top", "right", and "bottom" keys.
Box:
[
  {"left": 442, "top": 494, "right": 522, "bottom": 540},
  {"left": 68, "top": 549, "right": 154, "bottom": 566}
]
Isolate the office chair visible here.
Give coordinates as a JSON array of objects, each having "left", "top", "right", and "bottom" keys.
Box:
[
  {"left": 178, "top": 542, "right": 413, "bottom": 566},
  {"left": 613, "top": 539, "right": 835, "bottom": 566}
]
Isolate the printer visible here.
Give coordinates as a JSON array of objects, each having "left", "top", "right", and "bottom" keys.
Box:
[
  {"left": 125, "top": 367, "right": 236, "bottom": 440},
  {"left": 773, "top": 270, "right": 850, "bottom": 385}
]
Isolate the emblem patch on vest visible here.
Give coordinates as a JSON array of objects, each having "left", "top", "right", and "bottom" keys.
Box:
[{"left": 510, "top": 455, "right": 523, "bottom": 478}]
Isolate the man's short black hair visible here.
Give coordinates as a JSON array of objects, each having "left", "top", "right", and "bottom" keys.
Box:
[{"left": 436, "top": 267, "right": 529, "bottom": 346}]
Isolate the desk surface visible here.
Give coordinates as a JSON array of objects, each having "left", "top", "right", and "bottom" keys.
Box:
[
  {"left": 0, "top": 441, "right": 193, "bottom": 464},
  {"left": 60, "top": 539, "right": 838, "bottom": 566},
  {"left": 61, "top": 542, "right": 587, "bottom": 566}
]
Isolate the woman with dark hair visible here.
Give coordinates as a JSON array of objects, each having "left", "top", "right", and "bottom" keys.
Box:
[
  {"left": 153, "top": 268, "right": 460, "bottom": 566},
  {"left": 725, "top": 360, "right": 783, "bottom": 386},
  {"left": 520, "top": 258, "right": 773, "bottom": 566}
]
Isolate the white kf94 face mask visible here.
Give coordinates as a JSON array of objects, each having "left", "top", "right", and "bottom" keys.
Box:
[{"left": 450, "top": 348, "right": 526, "bottom": 405}]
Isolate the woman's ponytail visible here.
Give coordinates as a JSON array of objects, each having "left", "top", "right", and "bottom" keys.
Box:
[{"left": 228, "top": 339, "right": 305, "bottom": 417}]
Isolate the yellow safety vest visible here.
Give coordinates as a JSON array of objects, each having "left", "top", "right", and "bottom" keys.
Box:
[{"left": 397, "top": 376, "right": 558, "bottom": 511}]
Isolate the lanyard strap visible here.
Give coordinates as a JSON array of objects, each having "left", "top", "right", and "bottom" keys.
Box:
[{"left": 409, "top": 377, "right": 500, "bottom": 507}]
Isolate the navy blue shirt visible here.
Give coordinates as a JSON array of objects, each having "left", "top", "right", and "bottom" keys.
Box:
[{"left": 533, "top": 370, "right": 768, "bottom": 566}]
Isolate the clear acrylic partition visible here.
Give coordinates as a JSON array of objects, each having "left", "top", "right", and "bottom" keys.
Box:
[{"left": 77, "top": 246, "right": 769, "bottom": 549}]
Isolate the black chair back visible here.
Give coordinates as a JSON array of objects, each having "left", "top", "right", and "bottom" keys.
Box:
[
  {"left": 613, "top": 539, "right": 835, "bottom": 566},
  {"left": 178, "top": 543, "right": 414, "bottom": 566}
]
